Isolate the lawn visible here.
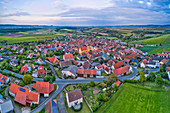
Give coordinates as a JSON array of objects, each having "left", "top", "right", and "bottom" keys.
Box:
[
  {"left": 148, "top": 47, "right": 170, "bottom": 55},
  {"left": 66, "top": 99, "right": 91, "bottom": 113},
  {"left": 137, "top": 46, "right": 159, "bottom": 52},
  {"left": 96, "top": 83, "right": 170, "bottom": 113}
]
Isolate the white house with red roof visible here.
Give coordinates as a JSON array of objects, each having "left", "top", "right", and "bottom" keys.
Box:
[
  {"left": 166, "top": 67, "right": 170, "bottom": 80},
  {"left": 63, "top": 53, "right": 74, "bottom": 61},
  {"left": 0, "top": 74, "right": 9, "bottom": 88},
  {"left": 66, "top": 89, "right": 83, "bottom": 108}
]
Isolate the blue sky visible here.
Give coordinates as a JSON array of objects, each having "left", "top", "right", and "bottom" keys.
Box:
[{"left": 0, "top": 0, "right": 170, "bottom": 26}]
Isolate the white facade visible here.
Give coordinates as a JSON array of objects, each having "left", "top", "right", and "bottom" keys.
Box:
[
  {"left": 140, "top": 62, "right": 146, "bottom": 68},
  {"left": 66, "top": 93, "right": 83, "bottom": 108}
]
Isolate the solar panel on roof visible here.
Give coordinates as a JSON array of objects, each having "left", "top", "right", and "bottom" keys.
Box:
[
  {"left": 1, "top": 77, "right": 4, "bottom": 80},
  {"left": 20, "top": 88, "right": 25, "bottom": 92}
]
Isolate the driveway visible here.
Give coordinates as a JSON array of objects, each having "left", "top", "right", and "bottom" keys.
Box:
[{"left": 57, "top": 92, "right": 67, "bottom": 113}]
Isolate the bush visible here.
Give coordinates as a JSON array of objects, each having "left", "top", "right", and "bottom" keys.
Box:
[
  {"left": 123, "top": 79, "right": 138, "bottom": 83},
  {"left": 92, "top": 101, "right": 100, "bottom": 111},
  {"left": 19, "top": 81, "right": 25, "bottom": 87},
  {"left": 90, "top": 81, "right": 95, "bottom": 87},
  {"left": 72, "top": 103, "right": 83, "bottom": 112},
  {"left": 164, "top": 80, "right": 170, "bottom": 86}
]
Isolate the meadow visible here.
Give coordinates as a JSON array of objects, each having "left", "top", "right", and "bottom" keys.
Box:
[{"left": 96, "top": 83, "right": 170, "bottom": 113}]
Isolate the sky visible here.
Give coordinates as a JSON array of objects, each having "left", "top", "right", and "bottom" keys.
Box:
[{"left": 0, "top": 0, "right": 170, "bottom": 26}]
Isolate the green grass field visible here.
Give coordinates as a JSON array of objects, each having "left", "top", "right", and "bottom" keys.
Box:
[
  {"left": 96, "top": 83, "right": 170, "bottom": 113},
  {"left": 131, "top": 34, "right": 170, "bottom": 45},
  {"left": 97, "top": 36, "right": 118, "bottom": 40},
  {"left": 0, "top": 34, "right": 58, "bottom": 43}
]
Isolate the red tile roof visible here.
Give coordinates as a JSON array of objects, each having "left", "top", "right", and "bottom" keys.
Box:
[
  {"left": 14, "top": 91, "right": 27, "bottom": 105},
  {"left": 115, "top": 80, "right": 121, "bottom": 86},
  {"left": 38, "top": 66, "right": 45, "bottom": 75},
  {"left": 63, "top": 54, "right": 73, "bottom": 60},
  {"left": 77, "top": 69, "right": 96, "bottom": 75},
  {"left": 47, "top": 56, "right": 59, "bottom": 64},
  {"left": 35, "top": 81, "right": 54, "bottom": 94},
  {"left": 20, "top": 66, "right": 28, "bottom": 74},
  {"left": 113, "top": 61, "right": 124, "bottom": 69},
  {"left": 0, "top": 73, "right": 8, "bottom": 84},
  {"left": 67, "top": 89, "right": 83, "bottom": 103},
  {"left": 27, "top": 91, "right": 39, "bottom": 103},
  {"left": 113, "top": 65, "right": 131, "bottom": 75}
]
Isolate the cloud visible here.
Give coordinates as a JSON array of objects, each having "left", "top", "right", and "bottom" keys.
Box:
[
  {"left": 138, "top": 1, "right": 144, "bottom": 4},
  {"left": 1, "top": 11, "right": 30, "bottom": 17}
]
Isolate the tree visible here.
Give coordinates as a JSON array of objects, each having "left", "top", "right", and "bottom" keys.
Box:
[
  {"left": 90, "top": 81, "right": 95, "bottom": 87},
  {"left": 162, "top": 63, "right": 166, "bottom": 72},
  {"left": 19, "top": 81, "right": 25, "bottom": 87},
  {"left": 52, "top": 75, "right": 56, "bottom": 81},
  {"left": 146, "top": 69, "right": 148, "bottom": 74},
  {"left": 159, "top": 67, "right": 164, "bottom": 73},
  {"left": 112, "top": 83, "right": 118, "bottom": 91},
  {"left": 108, "top": 73, "right": 117, "bottom": 82},
  {"left": 23, "top": 74, "right": 33, "bottom": 85},
  {"left": 155, "top": 74, "right": 164, "bottom": 86},
  {"left": 44, "top": 75, "right": 51, "bottom": 82},
  {"left": 147, "top": 72, "right": 156, "bottom": 81},
  {"left": 139, "top": 69, "right": 146, "bottom": 83},
  {"left": 97, "top": 93, "right": 103, "bottom": 101}
]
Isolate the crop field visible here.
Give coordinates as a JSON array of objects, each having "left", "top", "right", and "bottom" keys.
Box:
[
  {"left": 131, "top": 34, "right": 170, "bottom": 45},
  {"left": 96, "top": 83, "right": 170, "bottom": 113},
  {"left": 0, "top": 34, "right": 58, "bottom": 43},
  {"left": 97, "top": 36, "right": 118, "bottom": 40}
]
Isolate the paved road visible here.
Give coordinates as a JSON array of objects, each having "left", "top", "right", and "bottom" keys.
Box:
[
  {"left": 41, "top": 49, "right": 59, "bottom": 80},
  {"left": 2, "top": 69, "right": 43, "bottom": 81},
  {"left": 31, "top": 84, "right": 65, "bottom": 113},
  {"left": 57, "top": 92, "right": 67, "bottom": 113},
  {"left": 5, "top": 87, "right": 22, "bottom": 113}
]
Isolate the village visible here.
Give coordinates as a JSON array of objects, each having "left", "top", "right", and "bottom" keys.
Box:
[{"left": 0, "top": 33, "right": 170, "bottom": 113}]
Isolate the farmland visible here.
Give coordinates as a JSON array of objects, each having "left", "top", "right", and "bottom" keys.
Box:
[
  {"left": 96, "top": 83, "right": 170, "bottom": 113},
  {"left": 131, "top": 34, "right": 170, "bottom": 45}
]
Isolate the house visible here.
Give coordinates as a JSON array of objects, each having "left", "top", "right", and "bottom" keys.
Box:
[
  {"left": 102, "top": 64, "right": 111, "bottom": 74},
  {"left": 0, "top": 74, "right": 9, "bottom": 88},
  {"left": 157, "top": 53, "right": 168, "bottom": 58},
  {"left": 45, "top": 99, "right": 58, "bottom": 113},
  {"left": 107, "top": 60, "right": 115, "bottom": 67},
  {"left": 113, "top": 65, "right": 132, "bottom": 76},
  {"left": 46, "top": 55, "right": 59, "bottom": 65},
  {"left": 60, "top": 60, "right": 72, "bottom": 67},
  {"left": 32, "top": 70, "right": 38, "bottom": 78},
  {"left": 79, "top": 46, "right": 90, "bottom": 54},
  {"left": 0, "top": 100, "right": 14, "bottom": 113},
  {"left": 62, "top": 65, "right": 79, "bottom": 78},
  {"left": 77, "top": 69, "right": 97, "bottom": 78},
  {"left": 27, "top": 53, "right": 33, "bottom": 59},
  {"left": 10, "top": 59, "right": 18, "bottom": 66},
  {"left": 9, "top": 83, "right": 39, "bottom": 106},
  {"left": 112, "top": 80, "right": 121, "bottom": 87},
  {"left": 33, "top": 81, "right": 54, "bottom": 97},
  {"left": 38, "top": 66, "right": 45, "bottom": 76},
  {"left": 131, "top": 58, "right": 138, "bottom": 65},
  {"left": 82, "top": 61, "right": 91, "bottom": 69},
  {"left": 112, "top": 61, "right": 124, "bottom": 69},
  {"left": 124, "top": 58, "right": 131, "bottom": 64},
  {"left": 152, "top": 57, "right": 163, "bottom": 63},
  {"left": 95, "top": 65, "right": 103, "bottom": 71},
  {"left": 162, "top": 50, "right": 170, "bottom": 56},
  {"left": 166, "top": 67, "right": 170, "bottom": 80},
  {"left": 140, "top": 59, "right": 147, "bottom": 68},
  {"left": 160, "top": 58, "right": 168, "bottom": 65},
  {"left": 63, "top": 54, "right": 74, "bottom": 61},
  {"left": 66, "top": 89, "right": 83, "bottom": 108},
  {"left": 20, "top": 66, "right": 28, "bottom": 74},
  {"left": 146, "top": 62, "right": 157, "bottom": 68}
]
